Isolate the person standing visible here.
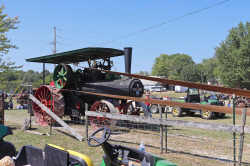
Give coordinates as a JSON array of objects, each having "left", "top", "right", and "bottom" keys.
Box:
[{"left": 145, "top": 90, "right": 152, "bottom": 118}]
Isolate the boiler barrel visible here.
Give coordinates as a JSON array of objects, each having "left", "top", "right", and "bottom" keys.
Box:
[{"left": 81, "top": 78, "right": 144, "bottom": 97}]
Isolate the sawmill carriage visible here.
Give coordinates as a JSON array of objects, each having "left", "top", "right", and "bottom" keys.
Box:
[{"left": 26, "top": 47, "right": 144, "bottom": 126}]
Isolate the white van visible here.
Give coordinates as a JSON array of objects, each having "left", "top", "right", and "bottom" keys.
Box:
[{"left": 175, "top": 86, "right": 188, "bottom": 93}]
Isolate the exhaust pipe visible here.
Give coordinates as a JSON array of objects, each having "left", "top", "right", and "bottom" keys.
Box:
[{"left": 124, "top": 47, "right": 132, "bottom": 74}]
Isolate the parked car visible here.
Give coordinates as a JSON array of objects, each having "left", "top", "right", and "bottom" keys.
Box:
[{"left": 150, "top": 86, "right": 166, "bottom": 92}]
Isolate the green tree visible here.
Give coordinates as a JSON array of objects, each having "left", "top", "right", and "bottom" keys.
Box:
[
  {"left": 215, "top": 22, "right": 250, "bottom": 88},
  {"left": 198, "top": 57, "right": 219, "bottom": 84},
  {"left": 152, "top": 53, "right": 199, "bottom": 82},
  {"left": 0, "top": 5, "right": 19, "bottom": 92},
  {"left": 0, "top": 5, "right": 19, "bottom": 56},
  {"left": 152, "top": 54, "right": 170, "bottom": 77},
  {"left": 136, "top": 71, "right": 150, "bottom": 76}
]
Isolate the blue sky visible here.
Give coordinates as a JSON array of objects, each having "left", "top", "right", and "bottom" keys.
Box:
[{"left": 1, "top": 0, "right": 249, "bottom": 73}]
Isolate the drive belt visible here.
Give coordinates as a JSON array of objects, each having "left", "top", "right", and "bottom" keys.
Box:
[{"left": 88, "top": 68, "right": 250, "bottom": 98}]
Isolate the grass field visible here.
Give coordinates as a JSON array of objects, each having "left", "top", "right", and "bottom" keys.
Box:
[{"left": 3, "top": 109, "right": 250, "bottom": 166}]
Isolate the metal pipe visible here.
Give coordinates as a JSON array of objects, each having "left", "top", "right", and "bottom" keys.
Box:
[{"left": 124, "top": 47, "right": 132, "bottom": 74}]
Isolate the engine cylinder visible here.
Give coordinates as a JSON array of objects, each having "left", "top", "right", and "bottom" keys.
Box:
[{"left": 81, "top": 78, "right": 144, "bottom": 97}]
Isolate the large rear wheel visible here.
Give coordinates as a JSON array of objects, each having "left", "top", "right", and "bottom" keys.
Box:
[{"left": 32, "top": 86, "right": 65, "bottom": 126}]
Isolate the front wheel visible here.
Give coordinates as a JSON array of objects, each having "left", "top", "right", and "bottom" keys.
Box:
[
  {"left": 201, "top": 111, "right": 214, "bottom": 120},
  {"left": 172, "top": 107, "right": 182, "bottom": 117}
]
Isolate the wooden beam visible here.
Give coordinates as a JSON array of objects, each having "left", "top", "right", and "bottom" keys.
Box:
[
  {"left": 85, "top": 111, "right": 250, "bottom": 134},
  {"left": 29, "top": 94, "right": 83, "bottom": 141},
  {"left": 66, "top": 89, "right": 250, "bottom": 116}
]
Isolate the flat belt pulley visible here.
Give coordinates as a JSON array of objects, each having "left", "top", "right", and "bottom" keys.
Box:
[{"left": 53, "top": 64, "right": 73, "bottom": 89}]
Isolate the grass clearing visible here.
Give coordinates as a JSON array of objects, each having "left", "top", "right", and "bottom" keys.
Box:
[{"left": 3, "top": 109, "right": 250, "bottom": 166}]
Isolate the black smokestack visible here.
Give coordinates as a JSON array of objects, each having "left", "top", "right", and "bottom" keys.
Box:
[{"left": 124, "top": 47, "right": 132, "bottom": 74}]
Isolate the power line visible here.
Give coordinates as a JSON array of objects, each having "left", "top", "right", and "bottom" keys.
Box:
[{"left": 100, "top": 0, "right": 231, "bottom": 45}]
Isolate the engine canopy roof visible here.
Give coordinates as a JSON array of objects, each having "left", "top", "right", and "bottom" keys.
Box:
[{"left": 26, "top": 47, "right": 124, "bottom": 64}]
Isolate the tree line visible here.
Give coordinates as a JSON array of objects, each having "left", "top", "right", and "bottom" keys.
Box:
[
  {"left": 0, "top": 69, "right": 52, "bottom": 93},
  {"left": 150, "top": 22, "right": 250, "bottom": 89}
]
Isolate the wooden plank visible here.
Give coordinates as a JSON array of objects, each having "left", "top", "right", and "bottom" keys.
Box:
[
  {"left": 67, "top": 89, "right": 250, "bottom": 116},
  {"left": 85, "top": 111, "right": 250, "bottom": 134},
  {"left": 26, "top": 130, "right": 45, "bottom": 136},
  {"left": 238, "top": 108, "right": 247, "bottom": 166},
  {"left": 29, "top": 94, "right": 83, "bottom": 141}
]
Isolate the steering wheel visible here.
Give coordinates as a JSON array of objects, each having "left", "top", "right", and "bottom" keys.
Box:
[{"left": 87, "top": 127, "right": 111, "bottom": 147}]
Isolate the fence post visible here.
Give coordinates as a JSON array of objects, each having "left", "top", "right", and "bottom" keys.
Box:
[
  {"left": 165, "top": 106, "right": 168, "bottom": 153},
  {"left": 232, "top": 94, "right": 236, "bottom": 166},
  {"left": 28, "top": 85, "right": 33, "bottom": 129},
  {"left": 0, "top": 93, "right": 4, "bottom": 125},
  {"left": 159, "top": 104, "right": 163, "bottom": 154},
  {"left": 238, "top": 108, "right": 247, "bottom": 166},
  {"left": 85, "top": 103, "right": 89, "bottom": 140}
]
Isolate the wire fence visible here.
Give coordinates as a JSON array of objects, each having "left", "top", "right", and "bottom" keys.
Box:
[{"left": 85, "top": 110, "right": 250, "bottom": 166}]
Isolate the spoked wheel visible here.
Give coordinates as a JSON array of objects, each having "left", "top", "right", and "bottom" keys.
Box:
[
  {"left": 53, "top": 64, "right": 73, "bottom": 89},
  {"left": 89, "top": 100, "right": 118, "bottom": 128},
  {"left": 119, "top": 101, "right": 140, "bottom": 115},
  {"left": 201, "top": 110, "right": 214, "bottom": 120},
  {"left": 32, "top": 86, "right": 65, "bottom": 126}
]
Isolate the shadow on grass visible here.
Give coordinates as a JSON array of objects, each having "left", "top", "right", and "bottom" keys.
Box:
[
  {"left": 55, "top": 128, "right": 85, "bottom": 141},
  {"left": 181, "top": 113, "right": 231, "bottom": 120}
]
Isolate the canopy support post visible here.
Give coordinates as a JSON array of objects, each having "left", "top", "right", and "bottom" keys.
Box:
[{"left": 43, "top": 63, "right": 45, "bottom": 85}]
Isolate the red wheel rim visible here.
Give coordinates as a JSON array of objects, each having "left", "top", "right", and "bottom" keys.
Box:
[
  {"left": 89, "top": 101, "right": 114, "bottom": 128},
  {"left": 32, "top": 85, "right": 64, "bottom": 126}
]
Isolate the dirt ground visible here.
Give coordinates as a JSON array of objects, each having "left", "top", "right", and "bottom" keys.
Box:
[{"left": 4, "top": 109, "right": 250, "bottom": 166}]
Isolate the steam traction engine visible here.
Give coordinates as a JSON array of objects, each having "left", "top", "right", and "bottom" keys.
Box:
[{"left": 26, "top": 47, "right": 144, "bottom": 126}]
